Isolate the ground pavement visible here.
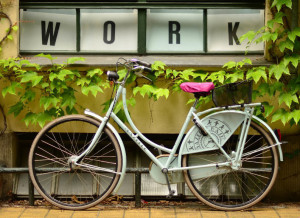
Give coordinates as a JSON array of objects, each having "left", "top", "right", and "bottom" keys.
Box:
[{"left": 0, "top": 201, "right": 299, "bottom": 218}]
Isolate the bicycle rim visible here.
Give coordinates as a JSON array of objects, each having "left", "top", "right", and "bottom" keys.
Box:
[
  {"left": 183, "top": 121, "right": 279, "bottom": 210},
  {"left": 28, "top": 115, "right": 122, "bottom": 210}
]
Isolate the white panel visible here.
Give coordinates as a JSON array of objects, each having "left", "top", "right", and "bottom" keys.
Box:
[
  {"left": 80, "top": 9, "right": 138, "bottom": 52},
  {"left": 20, "top": 10, "right": 76, "bottom": 51},
  {"left": 207, "top": 9, "right": 264, "bottom": 52},
  {"left": 147, "top": 9, "right": 204, "bottom": 53},
  {"left": 141, "top": 173, "right": 177, "bottom": 195}
]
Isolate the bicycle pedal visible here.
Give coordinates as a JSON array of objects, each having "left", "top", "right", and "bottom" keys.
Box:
[{"left": 166, "top": 190, "right": 175, "bottom": 199}]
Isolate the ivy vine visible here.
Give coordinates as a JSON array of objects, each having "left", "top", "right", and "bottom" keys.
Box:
[{"left": 0, "top": 0, "right": 299, "bottom": 128}]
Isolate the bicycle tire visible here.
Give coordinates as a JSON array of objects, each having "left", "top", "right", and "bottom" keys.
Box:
[
  {"left": 182, "top": 121, "right": 279, "bottom": 211},
  {"left": 28, "top": 115, "right": 122, "bottom": 210}
]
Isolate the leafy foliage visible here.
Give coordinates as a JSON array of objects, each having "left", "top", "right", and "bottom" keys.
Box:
[
  {"left": 0, "top": 57, "right": 109, "bottom": 127},
  {"left": 0, "top": 0, "right": 299, "bottom": 129}
]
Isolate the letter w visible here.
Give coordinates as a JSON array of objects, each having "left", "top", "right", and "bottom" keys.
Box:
[{"left": 41, "top": 21, "right": 60, "bottom": 46}]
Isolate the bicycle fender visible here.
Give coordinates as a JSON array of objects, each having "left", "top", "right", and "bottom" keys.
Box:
[
  {"left": 84, "top": 109, "right": 127, "bottom": 194},
  {"left": 178, "top": 110, "right": 283, "bottom": 166}
]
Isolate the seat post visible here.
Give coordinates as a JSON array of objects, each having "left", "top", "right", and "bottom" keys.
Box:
[{"left": 194, "top": 93, "right": 201, "bottom": 99}]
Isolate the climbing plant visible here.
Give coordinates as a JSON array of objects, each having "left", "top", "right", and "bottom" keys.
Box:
[{"left": 0, "top": 0, "right": 299, "bottom": 127}]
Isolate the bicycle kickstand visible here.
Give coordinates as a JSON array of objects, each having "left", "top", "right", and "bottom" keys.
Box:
[{"left": 162, "top": 169, "right": 176, "bottom": 198}]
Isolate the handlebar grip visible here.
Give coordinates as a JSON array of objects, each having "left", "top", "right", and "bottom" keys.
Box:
[
  {"left": 131, "top": 59, "right": 152, "bottom": 68},
  {"left": 143, "top": 67, "right": 153, "bottom": 73}
]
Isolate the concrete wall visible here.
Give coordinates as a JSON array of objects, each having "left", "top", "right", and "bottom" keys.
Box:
[
  {"left": 0, "top": 132, "right": 17, "bottom": 198},
  {"left": 268, "top": 134, "right": 300, "bottom": 201},
  {"left": 0, "top": 0, "right": 19, "bottom": 59}
]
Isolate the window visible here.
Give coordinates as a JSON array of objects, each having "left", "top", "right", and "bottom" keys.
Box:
[{"left": 20, "top": 0, "right": 265, "bottom": 54}]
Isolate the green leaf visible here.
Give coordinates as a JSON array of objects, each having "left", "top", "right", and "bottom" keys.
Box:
[
  {"left": 81, "top": 84, "right": 103, "bottom": 97},
  {"left": 113, "top": 102, "right": 123, "bottom": 114},
  {"left": 289, "top": 110, "right": 300, "bottom": 124},
  {"left": 193, "top": 71, "right": 208, "bottom": 81},
  {"left": 37, "top": 112, "right": 53, "bottom": 127},
  {"left": 223, "top": 61, "right": 236, "bottom": 69},
  {"left": 271, "top": 108, "right": 290, "bottom": 125},
  {"left": 66, "top": 57, "right": 85, "bottom": 65},
  {"left": 21, "top": 90, "right": 36, "bottom": 102},
  {"left": 279, "top": 39, "right": 294, "bottom": 52},
  {"left": 41, "top": 83, "right": 49, "bottom": 88},
  {"left": 8, "top": 102, "right": 24, "bottom": 117},
  {"left": 271, "top": 0, "right": 292, "bottom": 11},
  {"left": 57, "top": 69, "right": 74, "bottom": 81},
  {"left": 246, "top": 67, "right": 267, "bottom": 83},
  {"left": 278, "top": 92, "right": 299, "bottom": 108},
  {"left": 226, "top": 70, "right": 244, "bottom": 83},
  {"left": 240, "top": 31, "right": 256, "bottom": 43},
  {"left": 22, "top": 112, "right": 38, "bottom": 126},
  {"left": 262, "top": 102, "right": 274, "bottom": 117},
  {"left": 12, "top": 25, "right": 18, "bottom": 31},
  {"left": 133, "top": 85, "right": 155, "bottom": 97},
  {"left": 2, "top": 81, "right": 22, "bottom": 97},
  {"left": 207, "top": 71, "right": 226, "bottom": 83},
  {"left": 154, "top": 88, "right": 169, "bottom": 99},
  {"left": 35, "top": 53, "right": 56, "bottom": 61},
  {"left": 61, "top": 89, "right": 76, "bottom": 109},
  {"left": 87, "top": 68, "right": 103, "bottom": 77},
  {"left": 165, "top": 69, "right": 173, "bottom": 78},
  {"left": 40, "top": 96, "right": 60, "bottom": 110},
  {"left": 288, "top": 27, "right": 300, "bottom": 42},
  {"left": 101, "top": 100, "right": 111, "bottom": 113},
  {"left": 269, "top": 82, "right": 284, "bottom": 95},
  {"left": 155, "top": 70, "right": 164, "bottom": 77},
  {"left": 267, "top": 12, "right": 285, "bottom": 28},
  {"left": 186, "top": 98, "right": 196, "bottom": 105},
  {"left": 179, "top": 69, "right": 195, "bottom": 81},
  {"left": 152, "top": 61, "right": 166, "bottom": 71},
  {"left": 127, "top": 98, "right": 136, "bottom": 107},
  {"left": 7, "top": 35, "right": 13, "bottom": 40},
  {"left": 261, "top": 31, "right": 278, "bottom": 42},
  {"left": 66, "top": 106, "right": 78, "bottom": 115},
  {"left": 20, "top": 71, "right": 43, "bottom": 86},
  {"left": 77, "top": 77, "right": 91, "bottom": 86},
  {"left": 117, "top": 68, "right": 127, "bottom": 81},
  {"left": 268, "top": 63, "right": 290, "bottom": 80},
  {"left": 49, "top": 72, "right": 57, "bottom": 81},
  {"left": 283, "top": 54, "right": 300, "bottom": 68},
  {"left": 257, "top": 83, "right": 270, "bottom": 96}
]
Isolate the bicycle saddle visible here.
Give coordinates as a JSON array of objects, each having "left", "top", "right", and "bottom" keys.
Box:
[{"left": 180, "top": 82, "right": 215, "bottom": 96}]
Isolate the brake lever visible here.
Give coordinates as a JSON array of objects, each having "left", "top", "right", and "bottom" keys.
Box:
[{"left": 135, "top": 71, "right": 153, "bottom": 82}]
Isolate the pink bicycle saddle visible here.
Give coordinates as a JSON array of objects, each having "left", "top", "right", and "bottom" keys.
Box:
[{"left": 180, "top": 82, "right": 215, "bottom": 94}]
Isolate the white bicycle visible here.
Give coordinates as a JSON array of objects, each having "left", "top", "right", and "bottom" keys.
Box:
[{"left": 28, "top": 58, "right": 284, "bottom": 211}]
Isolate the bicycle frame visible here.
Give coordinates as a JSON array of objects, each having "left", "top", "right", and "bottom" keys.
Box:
[{"left": 76, "top": 66, "right": 283, "bottom": 190}]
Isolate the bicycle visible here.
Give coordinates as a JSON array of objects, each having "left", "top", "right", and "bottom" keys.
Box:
[{"left": 28, "top": 58, "right": 284, "bottom": 211}]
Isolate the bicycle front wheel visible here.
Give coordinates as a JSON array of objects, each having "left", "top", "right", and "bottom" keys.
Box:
[
  {"left": 28, "top": 115, "right": 122, "bottom": 210},
  {"left": 182, "top": 121, "right": 279, "bottom": 211}
]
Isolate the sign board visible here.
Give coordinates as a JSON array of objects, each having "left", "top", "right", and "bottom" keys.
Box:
[
  {"left": 20, "top": 9, "right": 264, "bottom": 53},
  {"left": 207, "top": 9, "right": 264, "bottom": 52},
  {"left": 20, "top": 9, "right": 77, "bottom": 51},
  {"left": 80, "top": 9, "right": 138, "bottom": 52},
  {"left": 146, "top": 9, "right": 204, "bottom": 53}
]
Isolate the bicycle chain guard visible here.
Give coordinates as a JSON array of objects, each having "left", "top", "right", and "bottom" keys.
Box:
[{"left": 182, "top": 111, "right": 246, "bottom": 155}]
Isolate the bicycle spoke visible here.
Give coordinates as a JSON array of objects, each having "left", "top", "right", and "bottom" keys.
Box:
[{"left": 29, "top": 115, "right": 121, "bottom": 210}]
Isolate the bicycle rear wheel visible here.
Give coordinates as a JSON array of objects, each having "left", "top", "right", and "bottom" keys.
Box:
[
  {"left": 182, "top": 121, "right": 279, "bottom": 211},
  {"left": 28, "top": 115, "right": 122, "bottom": 210}
]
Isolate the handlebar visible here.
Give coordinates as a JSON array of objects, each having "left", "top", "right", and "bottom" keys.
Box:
[
  {"left": 130, "top": 58, "right": 152, "bottom": 68},
  {"left": 107, "top": 58, "right": 153, "bottom": 83}
]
